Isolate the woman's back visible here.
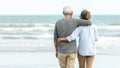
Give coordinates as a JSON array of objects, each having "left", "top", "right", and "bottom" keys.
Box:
[{"left": 77, "top": 25, "right": 98, "bottom": 56}]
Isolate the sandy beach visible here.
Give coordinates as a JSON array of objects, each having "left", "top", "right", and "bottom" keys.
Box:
[{"left": 0, "top": 52, "right": 119, "bottom": 68}]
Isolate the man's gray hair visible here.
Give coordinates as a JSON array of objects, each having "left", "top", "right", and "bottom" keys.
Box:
[{"left": 63, "top": 6, "right": 73, "bottom": 15}]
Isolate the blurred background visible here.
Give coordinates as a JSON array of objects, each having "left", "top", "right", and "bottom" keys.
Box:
[
  {"left": 0, "top": 15, "right": 120, "bottom": 54},
  {"left": 0, "top": 0, "right": 119, "bottom": 53}
]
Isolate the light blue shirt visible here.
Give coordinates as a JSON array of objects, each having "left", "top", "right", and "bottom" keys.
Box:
[{"left": 67, "top": 25, "right": 98, "bottom": 56}]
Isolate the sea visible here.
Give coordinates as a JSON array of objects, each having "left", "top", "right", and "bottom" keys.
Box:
[{"left": 0, "top": 15, "right": 119, "bottom": 55}]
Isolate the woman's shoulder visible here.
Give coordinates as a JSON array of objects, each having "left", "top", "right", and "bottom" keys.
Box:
[
  {"left": 91, "top": 24, "right": 97, "bottom": 28},
  {"left": 90, "top": 24, "right": 98, "bottom": 31}
]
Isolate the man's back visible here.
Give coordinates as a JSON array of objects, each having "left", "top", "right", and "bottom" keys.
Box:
[{"left": 54, "top": 18, "right": 78, "bottom": 53}]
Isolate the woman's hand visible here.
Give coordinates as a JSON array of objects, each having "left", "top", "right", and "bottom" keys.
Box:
[
  {"left": 57, "top": 37, "right": 68, "bottom": 43},
  {"left": 57, "top": 38, "right": 62, "bottom": 43}
]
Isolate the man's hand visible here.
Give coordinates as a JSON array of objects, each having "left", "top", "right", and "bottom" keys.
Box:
[
  {"left": 54, "top": 42, "right": 58, "bottom": 58},
  {"left": 56, "top": 52, "right": 58, "bottom": 58}
]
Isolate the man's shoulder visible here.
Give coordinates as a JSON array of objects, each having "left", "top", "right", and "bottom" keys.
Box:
[
  {"left": 56, "top": 18, "right": 64, "bottom": 24},
  {"left": 61, "top": 18, "right": 77, "bottom": 20},
  {"left": 56, "top": 18, "right": 77, "bottom": 23}
]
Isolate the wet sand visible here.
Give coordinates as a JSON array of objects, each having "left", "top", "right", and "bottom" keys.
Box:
[{"left": 0, "top": 52, "right": 119, "bottom": 68}]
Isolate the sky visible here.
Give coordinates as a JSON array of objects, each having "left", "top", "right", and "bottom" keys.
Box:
[{"left": 0, "top": 0, "right": 119, "bottom": 15}]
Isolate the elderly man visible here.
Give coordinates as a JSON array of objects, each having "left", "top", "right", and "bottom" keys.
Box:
[{"left": 54, "top": 6, "right": 91, "bottom": 68}]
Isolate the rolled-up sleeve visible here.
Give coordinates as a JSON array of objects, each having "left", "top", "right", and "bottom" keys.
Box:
[{"left": 67, "top": 27, "right": 81, "bottom": 42}]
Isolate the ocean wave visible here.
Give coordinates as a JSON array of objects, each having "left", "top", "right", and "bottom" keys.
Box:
[
  {"left": 0, "top": 33, "right": 53, "bottom": 39},
  {"left": 0, "top": 27, "right": 54, "bottom": 31},
  {"left": 0, "top": 23, "right": 55, "bottom": 27},
  {"left": 96, "top": 37, "right": 120, "bottom": 50},
  {"left": 98, "top": 25, "right": 120, "bottom": 30},
  {"left": 0, "top": 23, "right": 55, "bottom": 31},
  {"left": 0, "top": 23, "right": 120, "bottom": 31}
]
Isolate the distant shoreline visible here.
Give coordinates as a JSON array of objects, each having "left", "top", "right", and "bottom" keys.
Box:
[{"left": 0, "top": 50, "right": 54, "bottom": 52}]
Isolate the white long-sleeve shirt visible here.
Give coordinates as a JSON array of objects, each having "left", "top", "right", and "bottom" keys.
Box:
[{"left": 67, "top": 25, "right": 98, "bottom": 56}]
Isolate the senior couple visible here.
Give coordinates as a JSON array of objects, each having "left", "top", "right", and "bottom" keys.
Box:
[{"left": 54, "top": 6, "right": 98, "bottom": 68}]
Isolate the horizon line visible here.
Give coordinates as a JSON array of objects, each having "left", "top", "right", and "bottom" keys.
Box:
[{"left": 0, "top": 14, "right": 119, "bottom": 16}]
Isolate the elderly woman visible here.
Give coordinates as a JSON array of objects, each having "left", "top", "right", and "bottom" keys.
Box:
[{"left": 57, "top": 10, "right": 99, "bottom": 68}]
